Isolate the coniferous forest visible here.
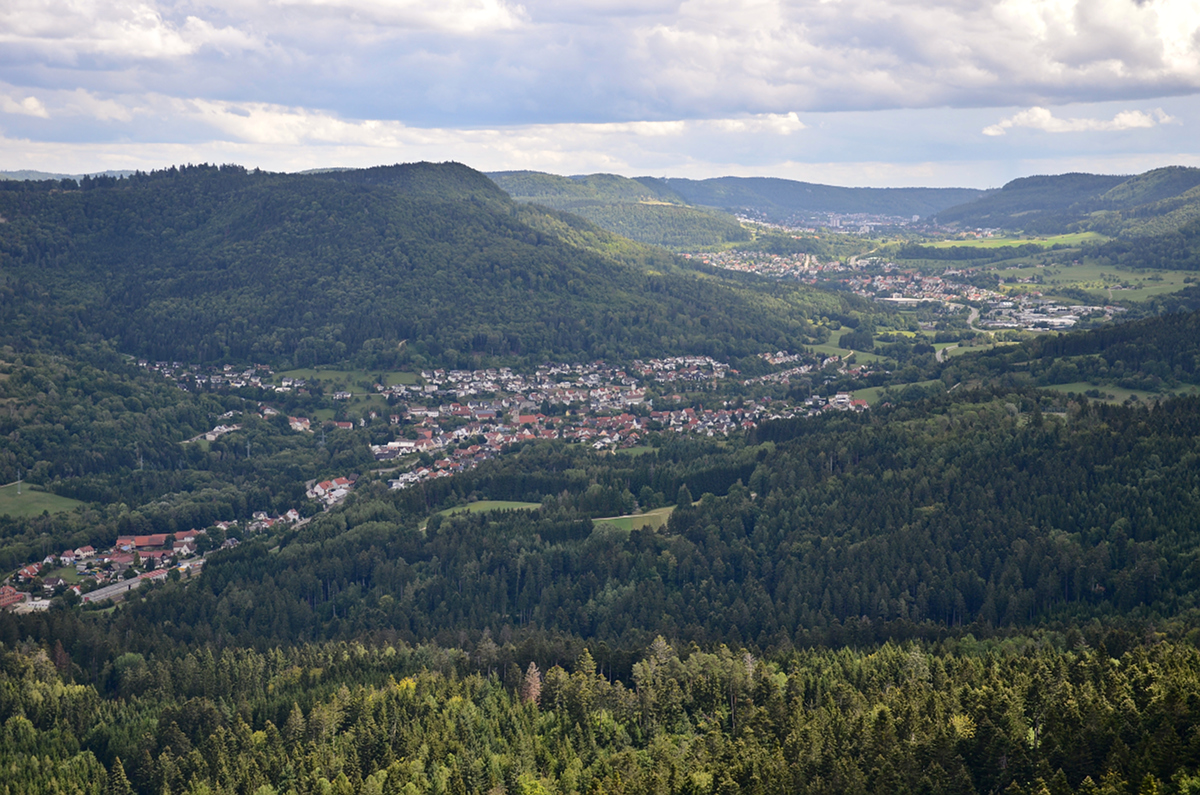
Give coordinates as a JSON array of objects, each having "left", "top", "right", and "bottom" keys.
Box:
[{"left": 5, "top": 163, "right": 1200, "bottom": 795}]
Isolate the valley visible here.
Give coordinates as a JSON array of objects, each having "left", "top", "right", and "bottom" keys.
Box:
[{"left": 3, "top": 163, "right": 1200, "bottom": 795}]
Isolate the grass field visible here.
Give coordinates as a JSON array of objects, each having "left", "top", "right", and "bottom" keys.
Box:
[
  {"left": 593, "top": 505, "right": 675, "bottom": 532},
  {"left": 421, "top": 500, "right": 543, "bottom": 531},
  {"left": 0, "top": 483, "right": 84, "bottom": 518},
  {"left": 852, "top": 379, "right": 944, "bottom": 405},
  {"left": 929, "top": 232, "right": 1108, "bottom": 249},
  {"left": 1041, "top": 381, "right": 1200, "bottom": 404},
  {"left": 991, "top": 261, "right": 1198, "bottom": 302},
  {"left": 942, "top": 340, "right": 1020, "bottom": 358},
  {"left": 616, "top": 446, "right": 656, "bottom": 457},
  {"left": 809, "top": 330, "right": 882, "bottom": 363},
  {"left": 439, "top": 500, "right": 542, "bottom": 517},
  {"left": 43, "top": 566, "right": 82, "bottom": 583}
]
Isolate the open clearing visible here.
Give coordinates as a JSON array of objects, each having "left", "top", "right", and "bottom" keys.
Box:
[
  {"left": 616, "top": 446, "right": 656, "bottom": 457},
  {"left": 853, "top": 380, "right": 945, "bottom": 405},
  {"left": 929, "top": 232, "right": 1108, "bottom": 249},
  {"left": 1041, "top": 381, "right": 1200, "bottom": 404},
  {"left": 809, "top": 329, "right": 882, "bottom": 363},
  {"left": 0, "top": 483, "right": 84, "bottom": 518},
  {"left": 439, "top": 500, "right": 542, "bottom": 517},
  {"left": 992, "top": 261, "right": 1198, "bottom": 302},
  {"left": 593, "top": 505, "right": 675, "bottom": 532}
]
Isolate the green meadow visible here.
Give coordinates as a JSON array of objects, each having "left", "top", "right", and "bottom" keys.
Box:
[
  {"left": 808, "top": 329, "right": 882, "bottom": 363},
  {"left": 1041, "top": 381, "right": 1200, "bottom": 404},
  {"left": 995, "top": 261, "right": 1200, "bottom": 302},
  {"left": 929, "top": 232, "right": 1108, "bottom": 248},
  {"left": 593, "top": 505, "right": 676, "bottom": 532},
  {"left": 0, "top": 483, "right": 84, "bottom": 518},
  {"left": 439, "top": 500, "right": 542, "bottom": 517}
]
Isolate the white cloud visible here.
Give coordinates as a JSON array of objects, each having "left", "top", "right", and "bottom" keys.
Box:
[
  {"left": 0, "top": 0, "right": 266, "bottom": 62},
  {"left": 269, "top": 0, "right": 527, "bottom": 34},
  {"left": 167, "top": 99, "right": 806, "bottom": 152},
  {"left": 0, "top": 83, "right": 148, "bottom": 122},
  {"left": 0, "top": 93, "right": 50, "bottom": 118},
  {"left": 5, "top": 0, "right": 1198, "bottom": 124},
  {"left": 983, "top": 106, "right": 1177, "bottom": 135}
]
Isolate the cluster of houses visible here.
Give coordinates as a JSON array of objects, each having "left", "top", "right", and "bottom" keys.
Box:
[
  {"left": 306, "top": 477, "right": 355, "bottom": 507},
  {"left": 373, "top": 358, "right": 731, "bottom": 405},
  {"left": 686, "top": 250, "right": 849, "bottom": 283},
  {"left": 138, "top": 361, "right": 281, "bottom": 393},
  {"left": 382, "top": 396, "right": 830, "bottom": 491},
  {"left": 3, "top": 530, "right": 213, "bottom": 610},
  {"left": 840, "top": 263, "right": 1000, "bottom": 304},
  {"left": 629, "top": 356, "right": 732, "bottom": 384}
]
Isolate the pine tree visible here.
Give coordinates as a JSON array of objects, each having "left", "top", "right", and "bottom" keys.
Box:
[{"left": 107, "top": 757, "right": 133, "bottom": 795}]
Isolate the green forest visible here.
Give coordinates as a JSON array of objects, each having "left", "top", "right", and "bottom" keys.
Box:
[
  {"left": 9, "top": 380, "right": 1200, "bottom": 794},
  {"left": 6, "top": 163, "right": 1200, "bottom": 794},
  {"left": 930, "top": 167, "right": 1200, "bottom": 271},
  {"left": 0, "top": 164, "right": 853, "bottom": 369}
]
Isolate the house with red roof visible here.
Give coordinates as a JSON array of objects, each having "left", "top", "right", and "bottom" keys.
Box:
[{"left": 0, "top": 586, "right": 27, "bottom": 609}]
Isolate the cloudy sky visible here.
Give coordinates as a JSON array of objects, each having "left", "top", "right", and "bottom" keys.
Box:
[{"left": 1, "top": 0, "right": 1198, "bottom": 186}]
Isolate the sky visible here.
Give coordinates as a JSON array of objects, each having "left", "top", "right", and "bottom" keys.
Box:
[{"left": 1, "top": 0, "right": 1199, "bottom": 187}]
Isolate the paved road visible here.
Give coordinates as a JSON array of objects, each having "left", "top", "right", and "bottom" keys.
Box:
[{"left": 936, "top": 306, "right": 983, "bottom": 363}]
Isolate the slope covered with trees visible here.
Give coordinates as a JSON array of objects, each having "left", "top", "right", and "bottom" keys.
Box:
[
  {"left": 9, "top": 162, "right": 1200, "bottom": 795},
  {"left": 8, "top": 379, "right": 1200, "bottom": 793},
  {"left": 488, "top": 171, "right": 751, "bottom": 248},
  {"left": 648, "top": 176, "right": 986, "bottom": 223},
  {"left": 933, "top": 166, "right": 1200, "bottom": 237},
  {"left": 0, "top": 164, "right": 850, "bottom": 369}
]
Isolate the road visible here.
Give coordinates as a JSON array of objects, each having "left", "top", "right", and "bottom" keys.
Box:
[{"left": 936, "top": 305, "right": 982, "bottom": 363}]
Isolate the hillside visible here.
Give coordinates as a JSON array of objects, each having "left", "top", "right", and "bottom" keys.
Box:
[
  {"left": 488, "top": 170, "right": 751, "bottom": 248},
  {"left": 0, "top": 163, "right": 856, "bottom": 368},
  {"left": 9, "top": 162, "right": 1200, "bottom": 795},
  {"left": 647, "top": 175, "right": 987, "bottom": 222},
  {"left": 934, "top": 166, "right": 1200, "bottom": 235},
  {"left": 9, "top": 364, "right": 1200, "bottom": 792}
]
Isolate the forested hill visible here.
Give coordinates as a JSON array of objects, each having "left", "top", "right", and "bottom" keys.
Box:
[
  {"left": 646, "top": 175, "right": 986, "bottom": 222},
  {"left": 0, "top": 163, "right": 853, "bottom": 368},
  {"left": 11, "top": 382, "right": 1200, "bottom": 793},
  {"left": 487, "top": 170, "right": 751, "bottom": 248},
  {"left": 933, "top": 165, "right": 1200, "bottom": 236}
]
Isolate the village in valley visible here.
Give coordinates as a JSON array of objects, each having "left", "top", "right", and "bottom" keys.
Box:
[
  {"left": 6, "top": 245, "right": 1131, "bottom": 609},
  {"left": 689, "top": 251, "right": 1125, "bottom": 331},
  {"left": 3, "top": 350, "right": 881, "bottom": 608}
]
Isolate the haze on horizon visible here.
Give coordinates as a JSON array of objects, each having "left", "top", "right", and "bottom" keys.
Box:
[{"left": 1, "top": 0, "right": 1199, "bottom": 188}]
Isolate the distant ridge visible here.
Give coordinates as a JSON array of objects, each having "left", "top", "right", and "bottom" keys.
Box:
[
  {"left": 933, "top": 165, "right": 1200, "bottom": 236},
  {"left": 488, "top": 170, "right": 751, "bottom": 248},
  {"left": 489, "top": 170, "right": 987, "bottom": 247},
  {"left": 1, "top": 169, "right": 136, "bottom": 181},
  {"left": 640, "top": 175, "right": 987, "bottom": 222}
]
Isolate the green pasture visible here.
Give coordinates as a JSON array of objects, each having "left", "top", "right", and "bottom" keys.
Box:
[
  {"left": 422, "top": 500, "right": 543, "bottom": 531},
  {"left": 941, "top": 340, "right": 1019, "bottom": 358},
  {"left": 439, "top": 501, "right": 542, "bottom": 517},
  {"left": 593, "top": 506, "right": 675, "bottom": 532},
  {"left": 1042, "top": 381, "right": 1200, "bottom": 404},
  {"left": 994, "top": 261, "right": 1198, "bottom": 302},
  {"left": 616, "top": 446, "right": 656, "bottom": 457},
  {"left": 929, "top": 232, "right": 1108, "bottom": 249},
  {"left": 809, "top": 330, "right": 882, "bottom": 363},
  {"left": 0, "top": 483, "right": 84, "bottom": 518},
  {"left": 853, "top": 379, "right": 944, "bottom": 405}
]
